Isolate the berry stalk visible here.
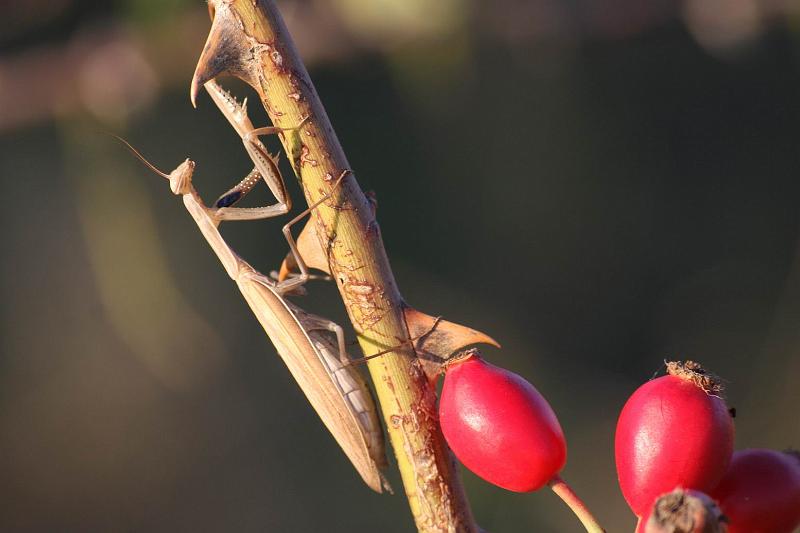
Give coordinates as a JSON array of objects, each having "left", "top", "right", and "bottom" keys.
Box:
[{"left": 549, "top": 475, "right": 606, "bottom": 533}]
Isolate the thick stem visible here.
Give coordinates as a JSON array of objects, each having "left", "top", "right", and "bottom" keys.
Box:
[
  {"left": 549, "top": 476, "right": 606, "bottom": 533},
  {"left": 193, "top": 1, "right": 478, "bottom": 531}
]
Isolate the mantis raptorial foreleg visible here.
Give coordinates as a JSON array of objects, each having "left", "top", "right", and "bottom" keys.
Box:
[
  {"left": 201, "top": 78, "right": 335, "bottom": 284},
  {"left": 212, "top": 168, "right": 289, "bottom": 221},
  {"left": 203, "top": 79, "right": 309, "bottom": 219}
]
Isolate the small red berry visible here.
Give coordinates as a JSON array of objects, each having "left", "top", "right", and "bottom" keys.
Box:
[
  {"left": 615, "top": 361, "right": 734, "bottom": 516},
  {"left": 438, "top": 350, "right": 566, "bottom": 492},
  {"left": 710, "top": 448, "right": 800, "bottom": 533}
]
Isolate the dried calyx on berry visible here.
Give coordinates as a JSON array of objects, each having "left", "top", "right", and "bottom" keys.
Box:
[
  {"left": 664, "top": 361, "right": 725, "bottom": 396},
  {"left": 642, "top": 488, "right": 728, "bottom": 533}
]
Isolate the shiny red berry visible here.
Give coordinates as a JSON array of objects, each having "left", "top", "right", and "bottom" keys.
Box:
[
  {"left": 615, "top": 361, "right": 734, "bottom": 516},
  {"left": 711, "top": 448, "right": 800, "bottom": 533},
  {"left": 438, "top": 350, "right": 566, "bottom": 492}
]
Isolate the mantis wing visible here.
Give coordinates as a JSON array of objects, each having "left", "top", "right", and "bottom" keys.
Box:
[
  {"left": 237, "top": 275, "right": 385, "bottom": 493},
  {"left": 181, "top": 192, "right": 384, "bottom": 491}
]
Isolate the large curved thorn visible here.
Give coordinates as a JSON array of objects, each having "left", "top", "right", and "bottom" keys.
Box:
[
  {"left": 190, "top": 1, "right": 253, "bottom": 107},
  {"left": 403, "top": 305, "right": 501, "bottom": 363}
]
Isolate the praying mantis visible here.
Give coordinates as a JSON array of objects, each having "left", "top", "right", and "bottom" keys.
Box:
[{"left": 119, "top": 133, "right": 390, "bottom": 492}]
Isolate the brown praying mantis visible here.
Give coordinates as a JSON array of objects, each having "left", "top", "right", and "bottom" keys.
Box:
[{"left": 119, "top": 136, "right": 390, "bottom": 492}]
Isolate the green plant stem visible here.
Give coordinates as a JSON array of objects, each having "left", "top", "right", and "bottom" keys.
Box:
[
  {"left": 192, "top": 1, "right": 479, "bottom": 531},
  {"left": 549, "top": 475, "right": 606, "bottom": 533}
]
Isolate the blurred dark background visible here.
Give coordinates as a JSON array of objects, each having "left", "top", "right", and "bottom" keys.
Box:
[{"left": 2, "top": 1, "right": 799, "bottom": 531}]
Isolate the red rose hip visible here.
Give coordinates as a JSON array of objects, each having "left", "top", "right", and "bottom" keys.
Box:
[
  {"left": 615, "top": 361, "right": 734, "bottom": 516},
  {"left": 438, "top": 350, "right": 566, "bottom": 492},
  {"left": 711, "top": 448, "right": 800, "bottom": 533}
]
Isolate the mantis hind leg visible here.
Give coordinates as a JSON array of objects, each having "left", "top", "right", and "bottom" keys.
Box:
[
  {"left": 302, "top": 314, "right": 350, "bottom": 367},
  {"left": 274, "top": 170, "right": 350, "bottom": 294}
]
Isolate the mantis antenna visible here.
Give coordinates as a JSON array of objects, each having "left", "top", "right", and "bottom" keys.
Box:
[{"left": 107, "top": 133, "right": 172, "bottom": 180}]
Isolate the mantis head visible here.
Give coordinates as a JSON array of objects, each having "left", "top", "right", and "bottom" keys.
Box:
[
  {"left": 111, "top": 134, "right": 196, "bottom": 196},
  {"left": 167, "top": 159, "right": 195, "bottom": 196}
]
